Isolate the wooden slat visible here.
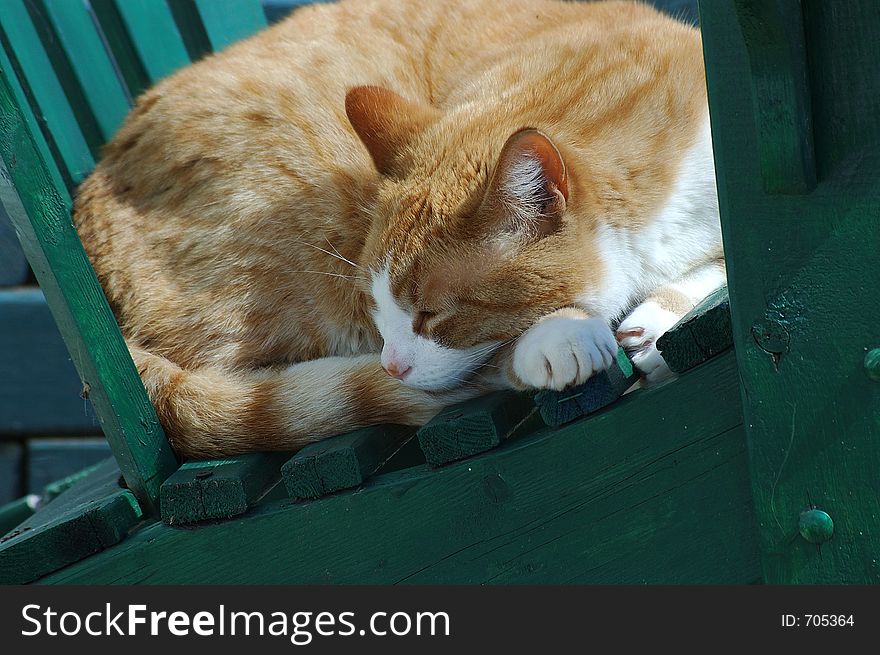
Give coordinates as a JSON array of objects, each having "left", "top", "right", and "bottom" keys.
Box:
[
  {"left": 91, "top": 0, "right": 191, "bottom": 97},
  {"left": 40, "top": 351, "right": 760, "bottom": 585},
  {"left": 0, "top": 442, "right": 23, "bottom": 505},
  {"left": 0, "top": 288, "right": 101, "bottom": 436},
  {"left": 160, "top": 453, "right": 289, "bottom": 525},
  {"left": 732, "top": 0, "right": 815, "bottom": 193},
  {"left": 31, "top": 0, "right": 132, "bottom": 147},
  {"left": 0, "top": 494, "right": 39, "bottom": 539},
  {"left": 191, "top": 0, "right": 268, "bottom": 52},
  {"left": 42, "top": 460, "right": 103, "bottom": 504},
  {"left": 169, "top": 0, "right": 267, "bottom": 61},
  {"left": 0, "top": 458, "right": 141, "bottom": 584},
  {"left": 534, "top": 348, "right": 637, "bottom": 427},
  {"left": 0, "top": 208, "right": 29, "bottom": 286},
  {"left": 0, "top": 40, "right": 61, "bottom": 190},
  {"left": 282, "top": 424, "right": 417, "bottom": 501},
  {"left": 373, "top": 432, "right": 426, "bottom": 473},
  {"left": 417, "top": 392, "right": 538, "bottom": 467},
  {"left": 656, "top": 286, "right": 732, "bottom": 374},
  {"left": 264, "top": 1, "right": 318, "bottom": 24},
  {"left": 0, "top": 0, "right": 93, "bottom": 187},
  {"left": 701, "top": 0, "right": 880, "bottom": 583},
  {"left": 27, "top": 438, "right": 111, "bottom": 494},
  {"left": 0, "top": 51, "right": 179, "bottom": 515}
]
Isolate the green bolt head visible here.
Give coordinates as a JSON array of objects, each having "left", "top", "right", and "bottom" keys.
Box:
[
  {"left": 799, "top": 509, "right": 834, "bottom": 544},
  {"left": 865, "top": 348, "right": 880, "bottom": 382}
]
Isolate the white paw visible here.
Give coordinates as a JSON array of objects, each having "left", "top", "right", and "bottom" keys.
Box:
[
  {"left": 630, "top": 347, "right": 673, "bottom": 384},
  {"left": 616, "top": 301, "right": 679, "bottom": 384},
  {"left": 513, "top": 316, "right": 617, "bottom": 390}
]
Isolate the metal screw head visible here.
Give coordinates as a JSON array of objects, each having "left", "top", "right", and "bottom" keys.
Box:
[
  {"left": 865, "top": 348, "right": 880, "bottom": 382},
  {"left": 799, "top": 508, "right": 834, "bottom": 544},
  {"left": 751, "top": 318, "right": 790, "bottom": 355}
]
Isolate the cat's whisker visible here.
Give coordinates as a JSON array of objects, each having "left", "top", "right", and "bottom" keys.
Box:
[
  {"left": 291, "top": 237, "right": 365, "bottom": 272},
  {"left": 291, "top": 270, "right": 368, "bottom": 281},
  {"left": 462, "top": 339, "right": 514, "bottom": 362},
  {"left": 324, "top": 236, "right": 366, "bottom": 271},
  {"left": 190, "top": 200, "right": 226, "bottom": 210}
]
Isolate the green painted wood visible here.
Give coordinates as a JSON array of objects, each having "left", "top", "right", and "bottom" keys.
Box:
[
  {"left": 27, "top": 439, "right": 112, "bottom": 494},
  {"left": 160, "top": 453, "right": 290, "bottom": 525},
  {"left": 656, "top": 286, "right": 732, "bottom": 374},
  {"left": 169, "top": 0, "right": 267, "bottom": 61},
  {"left": 39, "top": 351, "right": 760, "bottom": 585},
  {"left": 0, "top": 51, "right": 179, "bottom": 515},
  {"left": 264, "top": 1, "right": 322, "bottom": 24},
  {"left": 0, "top": 495, "right": 39, "bottom": 540},
  {"left": 0, "top": 288, "right": 101, "bottom": 436},
  {"left": 0, "top": 38, "right": 62, "bottom": 192},
  {"left": 0, "top": 458, "right": 142, "bottom": 584},
  {"left": 42, "top": 461, "right": 103, "bottom": 504},
  {"left": 417, "top": 391, "right": 537, "bottom": 467},
  {"left": 700, "top": 0, "right": 880, "bottom": 583},
  {"left": 0, "top": 208, "right": 29, "bottom": 285},
  {"left": 371, "top": 428, "right": 427, "bottom": 474},
  {"left": 0, "top": 0, "right": 93, "bottom": 188},
  {"left": 0, "top": 289, "right": 100, "bottom": 435},
  {"left": 732, "top": 0, "right": 815, "bottom": 193},
  {"left": 91, "top": 0, "right": 191, "bottom": 97},
  {"left": 192, "top": 0, "right": 268, "bottom": 52},
  {"left": 32, "top": 0, "right": 132, "bottom": 148},
  {"left": 801, "top": 2, "right": 880, "bottom": 179},
  {"left": 282, "top": 425, "right": 418, "bottom": 500},
  {"left": 1, "top": 459, "right": 106, "bottom": 535},
  {"left": 534, "top": 347, "right": 637, "bottom": 426},
  {"left": 649, "top": 0, "right": 700, "bottom": 25},
  {"left": 0, "top": 443, "right": 23, "bottom": 504}
]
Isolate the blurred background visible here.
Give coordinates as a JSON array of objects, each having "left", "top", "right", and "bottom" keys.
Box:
[{"left": 0, "top": 0, "right": 698, "bottom": 504}]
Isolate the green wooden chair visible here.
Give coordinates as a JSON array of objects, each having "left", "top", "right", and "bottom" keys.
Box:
[{"left": 0, "top": 0, "right": 877, "bottom": 585}]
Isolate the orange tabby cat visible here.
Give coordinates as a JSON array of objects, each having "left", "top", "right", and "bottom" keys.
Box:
[{"left": 73, "top": 0, "right": 724, "bottom": 458}]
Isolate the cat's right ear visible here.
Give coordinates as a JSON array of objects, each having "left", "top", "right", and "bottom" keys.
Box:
[
  {"left": 346, "top": 86, "right": 438, "bottom": 176},
  {"left": 483, "top": 128, "right": 569, "bottom": 240}
]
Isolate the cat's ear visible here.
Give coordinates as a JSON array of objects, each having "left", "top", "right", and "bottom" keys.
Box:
[
  {"left": 486, "top": 128, "right": 568, "bottom": 238},
  {"left": 345, "top": 85, "right": 438, "bottom": 176}
]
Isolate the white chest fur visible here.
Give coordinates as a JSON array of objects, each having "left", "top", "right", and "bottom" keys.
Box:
[{"left": 578, "top": 110, "right": 722, "bottom": 321}]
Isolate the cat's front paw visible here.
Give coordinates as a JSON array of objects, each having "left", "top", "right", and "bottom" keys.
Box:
[
  {"left": 616, "top": 301, "right": 678, "bottom": 384},
  {"left": 513, "top": 316, "right": 617, "bottom": 390}
]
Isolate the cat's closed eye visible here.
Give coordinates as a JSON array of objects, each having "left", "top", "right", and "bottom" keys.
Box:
[{"left": 413, "top": 310, "right": 435, "bottom": 336}]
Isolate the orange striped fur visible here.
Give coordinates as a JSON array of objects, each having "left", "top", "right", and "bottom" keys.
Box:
[{"left": 73, "top": 0, "right": 719, "bottom": 457}]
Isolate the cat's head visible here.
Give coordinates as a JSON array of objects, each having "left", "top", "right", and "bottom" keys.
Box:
[{"left": 347, "top": 85, "right": 597, "bottom": 390}]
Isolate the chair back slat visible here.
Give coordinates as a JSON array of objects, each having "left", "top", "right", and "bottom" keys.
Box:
[
  {"left": 0, "top": 0, "right": 271, "bottom": 515},
  {"left": 34, "top": 0, "right": 133, "bottom": 145},
  {"left": 0, "top": 43, "right": 62, "bottom": 203},
  {"left": 188, "top": 0, "right": 269, "bottom": 53},
  {"left": 91, "top": 0, "right": 192, "bottom": 98},
  {"left": 0, "top": 0, "right": 93, "bottom": 188},
  {"left": 0, "top": 43, "right": 178, "bottom": 517},
  {"left": 167, "top": 0, "right": 267, "bottom": 62}
]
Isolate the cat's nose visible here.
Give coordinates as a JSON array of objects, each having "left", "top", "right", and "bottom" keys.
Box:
[{"left": 383, "top": 361, "right": 412, "bottom": 380}]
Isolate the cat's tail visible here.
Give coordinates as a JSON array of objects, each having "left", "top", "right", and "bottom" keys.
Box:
[{"left": 128, "top": 343, "right": 469, "bottom": 458}]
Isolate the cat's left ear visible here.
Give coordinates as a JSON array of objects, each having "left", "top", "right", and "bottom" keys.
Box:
[
  {"left": 485, "top": 128, "right": 568, "bottom": 238},
  {"left": 346, "top": 85, "right": 439, "bottom": 176}
]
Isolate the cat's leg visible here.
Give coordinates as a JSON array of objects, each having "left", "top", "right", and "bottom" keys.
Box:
[
  {"left": 492, "top": 307, "right": 619, "bottom": 391},
  {"left": 616, "top": 258, "right": 726, "bottom": 383}
]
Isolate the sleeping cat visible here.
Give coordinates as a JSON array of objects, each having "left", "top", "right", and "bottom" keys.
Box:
[{"left": 73, "top": 0, "right": 724, "bottom": 458}]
